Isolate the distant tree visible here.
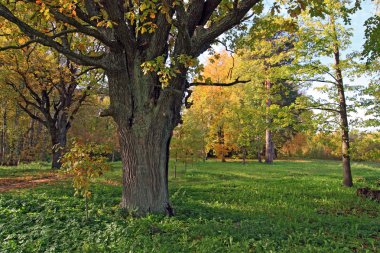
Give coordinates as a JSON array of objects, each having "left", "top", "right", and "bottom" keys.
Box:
[
  {"left": 234, "top": 16, "right": 300, "bottom": 163},
  {"left": 294, "top": 0, "right": 359, "bottom": 187},
  {"left": 68, "top": 96, "right": 119, "bottom": 160},
  {"left": 187, "top": 52, "right": 239, "bottom": 162},
  {"left": 0, "top": 46, "right": 97, "bottom": 168}
]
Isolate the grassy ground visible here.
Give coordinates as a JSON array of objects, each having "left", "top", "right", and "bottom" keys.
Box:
[{"left": 0, "top": 159, "right": 379, "bottom": 252}]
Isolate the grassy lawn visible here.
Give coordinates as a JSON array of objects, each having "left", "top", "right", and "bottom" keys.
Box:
[{"left": 0, "top": 160, "right": 379, "bottom": 252}]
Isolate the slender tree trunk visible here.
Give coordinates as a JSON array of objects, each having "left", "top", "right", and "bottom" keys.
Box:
[
  {"left": 217, "top": 126, "right": 226, "bottom": 162},
  {"left": 242, "top": 146, "right": 247, "bottom": 164},
  {"left": 24, "top": 116, "right": 36, "bottom": 161},
  {"left": 1, "top": 110, "right": 7, "bottom": 165},
  {"left": 36, "top": 121, "right": 45, "bottom": 161},
  {"left": 265, "top": 80, "right": 274, "bottom": 164},
  {"left": 174, "top": 151, "right": 177, "bottom": 179},
  {"left": 332, "top": 15, "right": 353, "bottom": 187},
  {"left": 28, "top": 117, "right": 35, "bottom": 148},
  {"left": 13, "top": 105, "right": 21, "bottom": 165},
  {"left": 265, "top": 129, "right": 275, "bottom": 163},
  {"left": 257, "top": 150, "right": 262, "bottom": 163}
]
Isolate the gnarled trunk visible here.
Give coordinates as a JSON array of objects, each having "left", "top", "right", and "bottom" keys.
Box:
[
  {"left": 106, "top": 57, "right": 182, "bottom": 215},
  {"left": 50, "top": 123, "right": 68, "bottom": 169},
  {"left": 119, "top": 123, "right": 173, "bottom": 215}
]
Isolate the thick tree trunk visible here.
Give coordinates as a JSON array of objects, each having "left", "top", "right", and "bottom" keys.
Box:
[
  {"left": 50, "top": 126, "right": 68, "bottom": 169},
  {"left": 118, "top": 121, "right": 173, "bottom": 215},
  {"left": 107, "top": 60, "right": 182, "bottom": 215},
  {"left": 332, "top": 16, "right": 353, "bottom": 187}
]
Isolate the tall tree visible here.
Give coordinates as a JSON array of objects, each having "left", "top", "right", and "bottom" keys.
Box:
[
  {"left": 294, "top": 0, "right": 359, "bottom": 187},
  {"left": 235, "top": 16, "right": 299, "bottom": 163},
  {"left": 0, "top": 46, "right": 94, "bottom": 168},
  {"left": 0, "top": 0, "right": 326, "bottom": 214},
  {"left": 189, "top": 51, "right": 239, "bottom": 162}
]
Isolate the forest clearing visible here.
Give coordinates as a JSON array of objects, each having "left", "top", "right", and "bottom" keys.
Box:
[{"left": 0, "top": 160, "right": 379, "bottom": 252}]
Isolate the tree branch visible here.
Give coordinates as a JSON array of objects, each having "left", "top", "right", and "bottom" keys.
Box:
[
  {"left": 190, "top": 78, "right": 250, "bottom": 87},
  {"left": 0, "top": 3, "right": 108, "bottom": 68},
  {"left": 191, "top": 0, "right": 260, "bottom": 56},
  {"left": 300, "top": 107, "right": 341, "bottom": 113},
  {"left": 17, "top": 103, "right": 47, "bottom": 126},
  {"left": 49, "top": 9, "right": 117, "bottom": 49},
  {"left": 286, "top": 78, "right": 337, "bottom": 85}
]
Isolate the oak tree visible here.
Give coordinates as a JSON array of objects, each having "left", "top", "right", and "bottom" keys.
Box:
[
  {"left": 0, "top": 0, "right": 327, "bottom": 214},
  {"left": 0, "top": 46, "right": 95, "bottom": 168}
]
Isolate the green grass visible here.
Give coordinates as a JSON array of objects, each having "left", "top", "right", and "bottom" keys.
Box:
[
  {"left": 0, "top": 162, "right": 51, "bottom": 178},
  {"left": 0, "top": 159, "right": 379, "bottom": 252}
]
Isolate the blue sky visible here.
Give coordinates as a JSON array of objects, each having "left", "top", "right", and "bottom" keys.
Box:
[{"left": 349, "top": 0, "right": 377, "bottom": 52}]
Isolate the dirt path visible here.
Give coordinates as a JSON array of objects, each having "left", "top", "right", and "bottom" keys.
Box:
[{"left": 0, "top": 173, "right": 67, "bottom": 192}]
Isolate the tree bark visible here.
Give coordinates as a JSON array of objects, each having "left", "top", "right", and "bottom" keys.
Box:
[
  {"left": 118, "top": 126, "right": 173, "bottom": 215},
  {"left": 50, "top": 123, "right": 68, "bottom": 169},
  {"left": 107, "top": 62, "right": 181, "bottom": 215},
  {"left": 332, "top": 15, "right": 353, "bottom": 187}
]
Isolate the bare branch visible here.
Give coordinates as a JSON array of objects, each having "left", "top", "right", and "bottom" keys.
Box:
[
  {"left": 285, "top": 78, "right": 337, "bottom": 85},
  {"left": 190, "top": 78, "right": 250, "bottom": 87},
  {"left": 69, "top": 86, "right": 90, "bottom": 123},
  {"left": 300, "top": 107, "right": 341, "bottom": 113},
  {"left": 17, "top": 103, "right": 47, "bottom": 126}
]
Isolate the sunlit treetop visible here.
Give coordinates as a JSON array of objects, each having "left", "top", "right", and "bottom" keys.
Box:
[{"left": 0, "top": 0, "right": 330, "bottom": 73}]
